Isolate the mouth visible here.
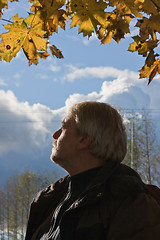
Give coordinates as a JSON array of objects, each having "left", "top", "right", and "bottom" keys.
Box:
[
  {"left": 52, "top": 142, "right": 57, "bottom": 153},
  {"left": 51, "top": 146, "right": 56, "bottom": 155},
  {"left": 52, "top": 140, "right": 57, "bottom": 147}
]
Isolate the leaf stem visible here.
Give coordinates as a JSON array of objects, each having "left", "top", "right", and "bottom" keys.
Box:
[{"left": 51, "top": 0, "right": 54, "bottom": 7}]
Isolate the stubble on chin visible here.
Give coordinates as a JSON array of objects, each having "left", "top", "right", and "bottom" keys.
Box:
[
  {"left": 50, "top": 151, "right": 63, "bottom": 166},
  {"left": 50, "top": 145, "right": 66, "bottom": 168},
  {"left": 50, "top": 145, "right": 57, "bottom": 161},
  {"left": 50, "top": 150, "right": 57, "bottom": 163}
]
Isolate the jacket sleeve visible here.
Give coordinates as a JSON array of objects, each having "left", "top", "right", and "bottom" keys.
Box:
[{"left": 107, "top": 193, "right": 160, "bottom": 240}]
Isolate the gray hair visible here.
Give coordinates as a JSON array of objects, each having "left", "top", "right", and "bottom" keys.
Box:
[{"left": 68, "top": 101, "right": 127, "bottom": 162}]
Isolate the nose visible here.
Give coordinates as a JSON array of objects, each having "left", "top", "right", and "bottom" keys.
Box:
[{"left": 52, "top": 129, "right": 62, "bottom": 139}]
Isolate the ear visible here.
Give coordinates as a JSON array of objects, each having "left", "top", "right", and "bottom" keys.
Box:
[{"left": 77, "top": 135, "right": 92, "bottom": 150}]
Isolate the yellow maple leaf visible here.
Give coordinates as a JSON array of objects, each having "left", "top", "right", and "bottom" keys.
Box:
[
  {"left": 22, "top": 37, "right": 38, "bottom": 66},
  {"left": 139, "top": 40, "right": 158, "bottom": 57},
  {"left": 128, "top": 37, "right": 158, "bottom": 57},
  {"left": 115, "top": 3, "right": 133, "bottom": 24},
  {"left": 28, "top": 0, "right": 42, "bottom": 13},
  {"left": 149, "top": 15, "right": 160, "bottom": 34},
  {"left": 0, "top": 14, "right": 28, "bottom": 62},
  {"left": 25, "top": 15, "right": 47, "bottom": 51},
  {"left": 128, "top": 35, "right": 141, "bottom": 52},
  {"left": 22, "top": 36, "right": 49, "bottom": 66},
  {"left": 97, "top": 2, "right": 133, "bottom": 45},
  {"left": 71, "top": 14, "right": 95, "bottom": 37},
  {"left": 0, "top": 0, "right": 8, "bottom": 18},
  {"left": 141, "top": 0, "right": 160, "bottom": 15},
  {"left": 136, "top": 16, "right": 160, "bottom": 42},
  {"left": 139, "top": 59, "right": 160, "bottom": 84},
  {"left": 0, "top": 13, "right": 48, "bottom": 64},
  {"left": 38, "top": 51, "right": 50, "bottom": 59},
  {"left": 24, "top": 12, "right": 43, "bottom": 28},
  {"left": 30, "top": 34, "right": 47, "bottom": 51},
  {"left": 108, "top": 0, "right": 143, "bottom": 18},
  {"left": 70, "top": 0, "right": 108, "bottom": 37},
  {"left": 145, "top": 50, "right": 157, "bottom": 67},
  {"left": 136, "top": 17, "right": 150, "bottom": 42},
  {"left": 113, "top": 20, "right": 130, "bottom": 43},
  {"left": 48, "top": 43, "right": 64, "bottom": 59},
  {"left": 100, "top": 16, "right": 130, "bottom": 44},
  {"left": 23, "top": 23, "right": 48, "bottom": 65},
  {"left": 37, "top": 0, "right": 66, "bottom": 34},
  {"left": 100, "top": 30, "right": 114, "bottom": 44},
  {"left": 0, "top": 0, "right": 7, "bottom": 9}
]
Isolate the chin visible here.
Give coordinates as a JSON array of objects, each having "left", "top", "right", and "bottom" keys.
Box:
[
  {"left": 50, "top": 152, "right": 56, "bottom": 162},
  {"left": 50, "top": 153, "right": 60, "bottom": 164},
  {"left": 50, "top": 154, "right": 66, "bottom": 170}
]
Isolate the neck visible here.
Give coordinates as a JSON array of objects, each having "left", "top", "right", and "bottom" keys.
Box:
[{"left": 66, "top": 154, "right": 105, "bottom": 176}]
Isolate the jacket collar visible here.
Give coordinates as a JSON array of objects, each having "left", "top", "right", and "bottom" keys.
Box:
[
  {"left": 63, "top": 160, "right": 121, "bottom": 209},
  {"left": 85, "top": 160, "right": 120, "bottom": 191}
]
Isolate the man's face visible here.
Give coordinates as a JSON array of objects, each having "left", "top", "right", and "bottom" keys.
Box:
[{"left": 50, "top": 115, "right": 80, "bottom": 170}]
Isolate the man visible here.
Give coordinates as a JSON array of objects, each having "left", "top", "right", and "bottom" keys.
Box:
[{"left": 25, "top": 101, "right": 160, "bottom": 240}]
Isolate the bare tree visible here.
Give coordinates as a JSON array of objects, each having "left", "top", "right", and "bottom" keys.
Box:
[
  {"left": 124, "top": 109, "right": 160, "bottom": 186},
  {"left": 0, "top": 169, "right": 56, "bottom": 239}
]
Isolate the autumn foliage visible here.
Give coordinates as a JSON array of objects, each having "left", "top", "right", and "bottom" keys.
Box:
[{"left": 0, "top": 0, "right": 160, "bottom": 84}]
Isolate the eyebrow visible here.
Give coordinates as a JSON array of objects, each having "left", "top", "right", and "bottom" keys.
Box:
[{"left": 61, "top": 119, "right": 66, "bottom": 127}]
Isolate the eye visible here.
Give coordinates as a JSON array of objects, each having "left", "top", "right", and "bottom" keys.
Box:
[
  {"left": 61, "top": 124, "right": 65, "bottom": 129},
  {"left": 61, "top": 120, "right": 66, "bottom": 130}
]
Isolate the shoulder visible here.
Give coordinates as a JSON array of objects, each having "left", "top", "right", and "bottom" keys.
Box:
[
  {"left": 33, "top": 175, "right": 69, "bottom": 204},
  {"left": 28, "top": 176, "right": 69, "bottom": 227},
  {"left": 107, "top": 191, "right": 160, "bottom": 239},
  {"left": 25, "top": 176, "right": 69, "bottom": 240},
  {"left": 108, "top": 164, "right": 147, "bottom": 199}
]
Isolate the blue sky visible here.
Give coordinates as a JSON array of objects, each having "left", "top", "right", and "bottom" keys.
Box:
[{"left": 0, "top": 1, "right": 160, "bottom": 184}]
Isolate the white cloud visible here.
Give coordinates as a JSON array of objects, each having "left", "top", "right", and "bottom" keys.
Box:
[
  {"left": 1, "top": 66, "right": 160, "bottom": 158},
  {"left": 62, "top": 65, "right": 160, "bottom": 113},
  {"left": 16, "top": 51, "right": 23, "bottom": 59},
  {"left": 13, "top": 73, "right": 21, "bottom": 79},
  {"left": 65, "top": 92, "right": 99, "bottom": 108},
  {"left": 62, "top": 65, "right": 139, "bottom": 82},
  {"left": 66, "top": 32, "right": 98, "bottom": 46},
  {"left": 48, "top": 58, "right": 62, "bottom": 74},
  {"left": 82, "top": 33, "right": 98, "bottom": 45},
  {"left": 38, "top": 74, "right": 49, "bottom": 80},
  {"left": 66, "top": 34, "right": 80, "bottom": 42},
  {"left": 50, "top": 64, "right": 61, "bottom": 72},
  {"left": 0, "top": 78, "right": 7, "bottom": 86},
  {"left": 46, "top": 63, "right": 160, "bottom": 113},
  {"left": 0, "top": 90, "right": 66, "bottom": 155}
]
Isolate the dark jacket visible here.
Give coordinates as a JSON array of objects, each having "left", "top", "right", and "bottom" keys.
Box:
[{"left": 25, "top": 161, "right": 160, "bottom": 240}]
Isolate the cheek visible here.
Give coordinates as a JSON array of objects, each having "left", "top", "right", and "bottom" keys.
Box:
[{"left": 56, "top": 134, "right": 65, "bottom": 148}]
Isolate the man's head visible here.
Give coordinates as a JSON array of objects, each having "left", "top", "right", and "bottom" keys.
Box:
[
  {"left": 51, "top": 101, "right": 127, "bottom": 175},
  {"left": 67, "top": 101, "right": 127, "bottom": 163}
]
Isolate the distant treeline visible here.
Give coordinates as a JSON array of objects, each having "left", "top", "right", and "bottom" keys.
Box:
[{"left": 0, "top": 170, "right": 58, "bottom": 240}]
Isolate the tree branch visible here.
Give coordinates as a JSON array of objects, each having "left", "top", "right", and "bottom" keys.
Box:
[
  {"left": 1, "top": 18, "right": 13, "bottom": 23},
  {"left": 150, "top": 0, "right": 160, "bottom": 12}
]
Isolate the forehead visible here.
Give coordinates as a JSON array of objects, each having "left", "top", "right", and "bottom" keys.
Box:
[{"left": 62, "top": 115, "right": 75, "bottom": 127}]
